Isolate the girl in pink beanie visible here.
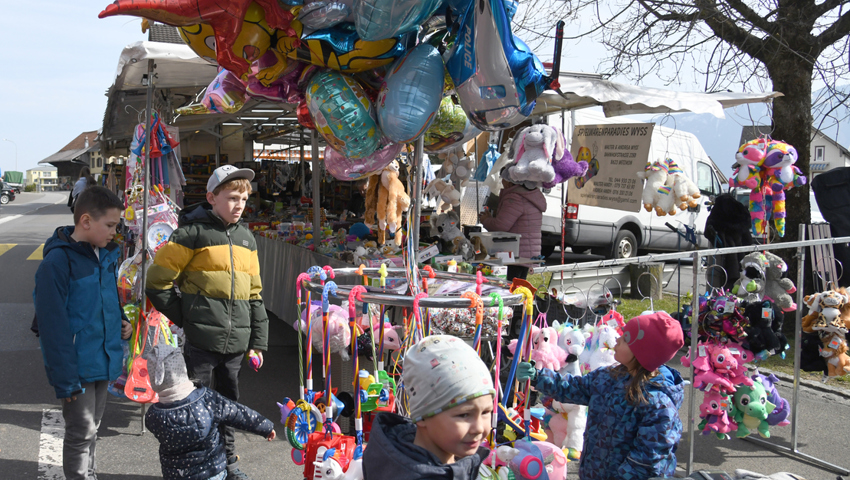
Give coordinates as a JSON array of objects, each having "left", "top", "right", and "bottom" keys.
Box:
[{"left": 517, "top": 312, "right": 685, "bottom": 480}]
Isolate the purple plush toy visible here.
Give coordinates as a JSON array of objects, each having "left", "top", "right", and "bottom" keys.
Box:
[
  {"left": 753, "top": 370, "right": 790, "bottom": 426},
  {"left": 543, "top": 128, "right": 588, "bottom": 189}
]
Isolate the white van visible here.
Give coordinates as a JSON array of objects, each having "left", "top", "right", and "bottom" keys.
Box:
[{"left": 540, "top": 110, "right": 726, "bottom": 258}]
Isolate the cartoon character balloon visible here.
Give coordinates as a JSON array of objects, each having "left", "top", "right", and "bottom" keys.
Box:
[
  {"left": 377, "top": 44, "right": 445, "bottom": 143},
  {"left": 176, "top": 69, "right": 247, "bottom": 115},
  {"left": 423, "top": 97, "right": 482, "bottom": 154},
  {"left": 353, "top": 0, "right": 444, "bottom": 41},
  {"left": 306, "top": 70, "right": 380, "bottom": 159},
  {"left": 325, "top": 141, "right": 403, "bottom": 181}
]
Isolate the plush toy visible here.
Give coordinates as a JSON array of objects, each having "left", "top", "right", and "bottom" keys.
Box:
[
  {"left": 508, "top": 326, "right": 566, "bottom": 371},
  {"left": 363, "top": 173, "right": 381, "bottom": 227},
  {"left": 725, "top": 341, "right": 758, "bottom": 379},
  {"left": 470, "top": 236, "right": 489, "bottom": 261},
  {"left": 752, "top": 371, "right": 790, "bottom": 426},
  {"left": 731, "top": 377, "right": 775, "bottom": 438},
  {"left": 299, "top": 303, "right": 352, "bottom": 360},
  {"left": 376, "top": 160, "right": 410, "bottom": 246},
  {"left": 636, "top": 161, "right": 677, "bottom": 216},
  {"left": 554, "top": 324, "right": 587, "bottom": 377},
  {"left": 743, "top": 301, "right": 787, "bottom": 356},
  {"left": 698, "top": 390, "right": 737, "bottom": 439},
  {"left": 542, "top": 129, "right": 588, "bottom": 189},
  {"left": 503, "top": 124, "right": 565, "bottom": 189},
  {"left": 424, "top": 178, "right": 461, "bottom": 213},
  {"left": 544, "top": 323, "right": 588, "bottom": 460},
  {"left": 732, "top": 252, "right": 796, "bottom": 312},
  {"left": 436, "top": 147, "right": 473, "bottom": 188},
  {"left": 703, "top": 193, "right": 754, "bottom": 289},
  {"left": 819, "top": 332, "right": 850, "bottom": 377},
  {"left": 355, "top": 322, "right": 403, "bottom": 360},
  {"left": 731, "top": 138, "right": 768, "bottom": 188},
  {"left": 430, "top": 210, "right": 465, "bottom": 247},
  {"left": 686, "top": 341, "right": 752, "bottom": 394},
  {"left": 578, "top": 324, "right": 619, "bottom": 374},
  {"left": 664, "top": 158, "right": 701, "bottom": 210}
]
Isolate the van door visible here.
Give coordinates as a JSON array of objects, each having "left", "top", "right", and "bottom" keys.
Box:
[{"left": 693, "top": 161, "right": 723, "bottom": 248}]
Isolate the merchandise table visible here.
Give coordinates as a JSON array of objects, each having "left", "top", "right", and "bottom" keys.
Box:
[{"left": 255, "top": 235, "right": 354, "bottom": 325}]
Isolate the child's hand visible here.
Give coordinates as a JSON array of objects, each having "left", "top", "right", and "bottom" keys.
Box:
[
  {"left": 266, "top": 430, "right": 276, "bottom": 441},
  {"left": 121, "top": 320, "right": 133, "bottom": 340},
  {"left": 248, "top": 350, "right": 264, "bottom": 370},
  {"left": 516, "top": 362, "right": 538, "bottom": 382}
]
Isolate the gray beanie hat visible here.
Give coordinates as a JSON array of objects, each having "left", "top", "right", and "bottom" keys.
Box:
[
  {"left": 403, "top": 335, "right": 495, "bottom": 422},
  {"left": 143, "top": 344, "right": 195, "bottom": 404}
]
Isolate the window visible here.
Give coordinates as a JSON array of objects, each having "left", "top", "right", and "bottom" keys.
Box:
[
  {"left": 815, "top": 146, "right": 825, "bottom": 163},
  {"left": 696, "top": 162, "right": 719, "bottom": 196},
  {"left": 97, "top": 157, "right": 102, "bottom": 168}
]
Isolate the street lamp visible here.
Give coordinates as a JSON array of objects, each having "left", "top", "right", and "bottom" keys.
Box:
[{"left": 3, "top": 139, "right": 17, "bottom": 171}]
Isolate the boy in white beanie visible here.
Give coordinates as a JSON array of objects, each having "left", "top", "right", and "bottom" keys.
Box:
[
  {"left": 363, "top": 335, "right": 495, "bottom": 480},
  {"left": 143, "top": 344, "right": 276, "bottom": 480}
]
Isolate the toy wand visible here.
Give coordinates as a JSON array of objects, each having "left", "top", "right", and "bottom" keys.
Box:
[
  {"left": 377, "top": 264, "right": 388, "bottom": 371},
  {"left": 349, "top": 286, "right": 367, "bottom": 457},
  {"left": 322, "top": 281, "right": 338, "bottom": 433}
]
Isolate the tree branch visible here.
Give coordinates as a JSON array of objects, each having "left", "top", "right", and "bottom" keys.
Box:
[
  {"left": 693, "top": 0, "right": 769, "bottom": 59},
  {"left": 816, "top": 9, "right": 850, "bottom": 48}
]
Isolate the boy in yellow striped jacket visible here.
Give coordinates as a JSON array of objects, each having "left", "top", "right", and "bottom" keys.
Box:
[{"left": 146, "top": 165, "right": 268, "bottom": 480}]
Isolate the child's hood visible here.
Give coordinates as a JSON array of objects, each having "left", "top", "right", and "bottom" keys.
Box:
[
  {"left": 43, "top": 226, "right": 116, "bottom": 260},
  {"left": 645, "top": 365, "right": 686, "bottom": 408},
  {"left": 364, "top": 412, "right": 485, "bottom": 480}
]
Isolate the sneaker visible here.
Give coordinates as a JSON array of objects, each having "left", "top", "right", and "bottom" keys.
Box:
[{"left": 226, "top": 467, "right": 252, "bottom": 480}]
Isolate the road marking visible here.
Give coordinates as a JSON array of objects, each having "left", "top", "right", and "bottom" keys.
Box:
[
  {"left": 28, "top": 244, "right": 44, "bottom": 260},
  {"left": 38, "top": 408, "right": 64, "bottom": 480},
  {"left": 0, "top": 214, "right": 22, "bottom": 226},
  {"left": 0, "top": 244, "right": 15, "bottom": 257}
]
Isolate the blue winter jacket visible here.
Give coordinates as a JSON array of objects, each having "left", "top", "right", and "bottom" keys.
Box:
[
  {"left": 534, "top": 365, "right": 684, "bottom": 480},
  {"left": 145, "top": 387, "right": 274, "bottom": 480},
  {"left": 34, "top": 226, "right": 124, "bottom": 399}
]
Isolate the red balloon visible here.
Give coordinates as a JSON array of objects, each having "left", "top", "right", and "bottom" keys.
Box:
[{"left": 297, "top": 100, "right": 314, "bottom": 129}]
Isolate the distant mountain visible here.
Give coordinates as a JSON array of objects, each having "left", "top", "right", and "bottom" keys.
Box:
[{"left": 666, "top": 85, "right": 850, "bottom": 177}]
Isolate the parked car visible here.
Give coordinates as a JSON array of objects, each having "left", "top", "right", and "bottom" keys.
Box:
[
  {"left": 0, "top": 184, "right": 16, "bottom": 205},
  {"left": 2, "top": 182, "right": 20, "bottom": 194},
  {"left": 733, "top": 188, "right": 824, "bottom": 224}
]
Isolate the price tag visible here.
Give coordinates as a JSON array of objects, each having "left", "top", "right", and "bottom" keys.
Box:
[
  {"left": 723, "top": 301, "right": 735, "bottom": 313},
  {"left": 705, "top": 383, "right": 714, "bottom": 391},
  {"left": 762, "top": 308, "right": 772, "bottom": 320},
  {"left": 607, "top": 318, "right": 619, "bottom": 329},
  {"left": 698, "top": 345, "right": 707, "bottom": 357},
  {"left": 728, "top": 348, "right": 740, "bottom": 355},
  {"left": 829, "top": 336, "right": 842, "bottom": 350}
]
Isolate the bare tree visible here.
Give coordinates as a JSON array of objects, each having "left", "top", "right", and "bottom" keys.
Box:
[{"left": 516, "top": 0, "right": 850, "bottom": 243}]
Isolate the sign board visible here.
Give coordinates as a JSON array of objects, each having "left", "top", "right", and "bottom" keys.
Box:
[{"left": 567, "top": 123, "right": 654, "bottom": 212}]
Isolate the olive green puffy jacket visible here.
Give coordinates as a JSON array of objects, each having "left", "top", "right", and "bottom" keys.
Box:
[{"left": 146, "top": 205, "right": 268, "bottom": 354}]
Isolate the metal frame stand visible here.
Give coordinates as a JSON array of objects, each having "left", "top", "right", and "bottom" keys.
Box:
[{"left": 534, "top": 234, "right": 850, "bottom": 476}]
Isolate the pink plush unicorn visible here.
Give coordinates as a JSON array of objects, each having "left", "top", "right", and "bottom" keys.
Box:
[{"left": 508, "top": 326, "right": 567, "bottom": 371}]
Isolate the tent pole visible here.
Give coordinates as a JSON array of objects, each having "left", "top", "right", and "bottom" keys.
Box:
[
  {"left": 687, "top": 249, "right": 699, "bottom": 474},
  {"left": 411, "top": 136, "right": 424, "bottom": 250},
  {"left": 138, "top": 58, "right": 154, "bottom": 436},
  {"left": 311, "top": 131, "right": 321, "bottom": 245}
]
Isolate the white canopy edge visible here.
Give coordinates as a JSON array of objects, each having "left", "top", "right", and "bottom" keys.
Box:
[{"left": 113, "top": 40, "right": 217, "bottom": 91}]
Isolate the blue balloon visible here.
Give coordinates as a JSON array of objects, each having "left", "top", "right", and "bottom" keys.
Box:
[
  {"left": 353, "top": 0, "right": 444, "bottom": 41},
  {"left": 446, "top": 0, "right": 552, "bottom": 130},
  {"left": 298, "top": 0, "right": 353, "bottom": 29},
  {"left": 377, "top": 44, "right": 445, "bottom": 143}
]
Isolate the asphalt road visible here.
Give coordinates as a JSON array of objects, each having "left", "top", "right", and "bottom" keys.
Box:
[{"left": 1, "top": 193, "right": 848, "bottom": 480}]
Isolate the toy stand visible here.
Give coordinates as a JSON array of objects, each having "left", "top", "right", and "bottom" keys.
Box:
[{"left": 534, "top": 232, "right": 850, "bottom": 475}]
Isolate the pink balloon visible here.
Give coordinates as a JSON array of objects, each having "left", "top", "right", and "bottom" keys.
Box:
[
  {"left": 246, "top": 54, "right": 306, "bottom": 104},
  {"left": 325, "top": 141, "right": 403, "bottom": 181}
]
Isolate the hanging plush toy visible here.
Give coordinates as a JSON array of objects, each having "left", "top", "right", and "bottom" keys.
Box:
[
  {"left": 508, "top": 326, "right": 566, "bottom": 371},
  {"left": 424, "top": 179, "right": 461, "bottom": 213},
  {"left": 636, "top": 161, "right": 675, "bottom": 216},
  {"left": 376, "top": 160, "right": 410, "bottom": 246},
  {"left": 436, "top": 147, "right": 474, "bottom": 188},
  {"left": 299, "top": 303, "right": 352, "bottom": 360},
  {"left": 752, "top": 371, "right": 790, "bottom": 426},
  {"left": 731, "top": 252, "right": 797, "bottom": 312},
  {"left": 544, "top": 323, "right": 588, "bottom": 460},
  {"left": 731, "top": 377, "right": 775, "bottom": 438},
  {"left": 664, "top": 158, "right": 701, "bottom": 210},
  {"left": 742, "top": 301, "right": 787, "bottom": 357},
  {"left": 578, "top": 324, "right": 619, "bottom": 374},
  {"left": 503, "top": 125, "right": 575, "bottom": 189},
  {"left": 698, "top": 390, "right": 736, "bottom": 439}
]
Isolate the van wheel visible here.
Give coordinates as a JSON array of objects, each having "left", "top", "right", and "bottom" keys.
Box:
[
  {"left": 609, "top": 230, "right": 637, "bottom": 259},
  {"left": 540, "top": 244, "right": 556, "bottom": 258}
]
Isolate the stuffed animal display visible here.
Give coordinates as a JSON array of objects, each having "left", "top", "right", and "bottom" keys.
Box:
[
  {"left": 503, "top": 124, "right": 587, "bottom": 189},
  {"left": 423, "top": 178, "right": 461, "bottom": 213},
  {"left": 731, "top": 251, "right": 797, "bottom": 312},
  {"left": 430, "top": 210, "right": 464, "bottom": 244},
  {"left": 801, "top": 288, "right": 850, "bottom": 377},
  {"left": 729, "top": 137, "right": 807, "bottom": 237},
  {"left": 731, "top": 377, "right": 775, "bottom": 438},
  {"left": 545, "top": 322, "right": 589, "bottom": 460},
  {"left": 435, "top": 147, "right": 473, "bottom": 188},
  {"left": 636, "top": 158, "right": 701, "bottom": 216},
  {"left": 376, "top": 160, "right": 411, "bottom": 246}
]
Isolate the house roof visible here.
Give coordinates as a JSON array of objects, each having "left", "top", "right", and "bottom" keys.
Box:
[
  {"left": 39, "top": 131, "right": 101, "bottom": 166},
  {"left": 27, "top": 166, "right": 57, "bottom": 172},
  {"left": 148, "top": 23, "right": 184, "bottom": 45},
  {"left": 740, "top": 125, "right": 850, "bottom": 157}
]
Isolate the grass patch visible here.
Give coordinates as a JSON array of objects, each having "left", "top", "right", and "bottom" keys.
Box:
[
  {"left": 754, "top": 345, "right": 850, "bottom": 386},
  {"left": 616, "top": 296, "right": 687, "bottom": 320}
]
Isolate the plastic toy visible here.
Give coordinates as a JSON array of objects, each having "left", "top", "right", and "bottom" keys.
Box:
[
  {"left": 312, "top": 447, "right": 363, "bottom": 480},
  {"left": 353, "top": 0, "right": 443, "bottom": 41},
  {"left": 376, "top": 160, "right": 410, "bottom": 246},
  {"left": 100, "top": 0, "right": 294, "bottom": 77},
  {"left": 306, "top": 70, "right": 380, "bottom": 160},
  {"left": 325, "top": 141, "right": 402, "bottom": 181},
  {"left": 731, "top": 378, "right": 775, "bottom": 438},
  {"left": 376, "top": 43, "right": 444, "bottom": 143},
  {"left": 698, "top": 390, "right": 736, "bottom": 439},
  {"left": 446, "top": 0, "right": 561, "bottom": 130},
  {"left": 248, "top": 350, "right": 262, "bottom": 371},
  {"left": 731, "top": 251, "right": 797, "bottom": 312}
]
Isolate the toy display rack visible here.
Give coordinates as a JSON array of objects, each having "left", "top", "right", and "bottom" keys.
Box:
[{"left": 533, "top": 231, "right": 850, "bottom": 476}]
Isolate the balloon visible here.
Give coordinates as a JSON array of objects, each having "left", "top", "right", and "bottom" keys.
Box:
[
  {"left": 176, "top": 69, "right": 247, "bottom": 115},
  {"left": 424, "top": 98, "right": 482, "bottom": 154},
  {"left": 325, "top": 140, "right": 403, "bottom": 181},
  {"left": 446, "top": 0, "right": 554, "bottom": 130},
  {"left": 306, "top": 70, "right": 380, "bottom": 159},
  {"left": 297, "top": 99, "right": 315, "bottom": 129},
  {"left": 100, "top": 0, "right": 294, "bottom": 77},
  {"left": 177, "top": 23, "right": 217, "bottom": 64},
  {"left": 275, "top": 20, "right": 413, "bottom": 73},
  {"left": 246, "top": 52, "right": 305, "bottom": 103},
  {"left": 353, "top": 0, "right": 443, "bottom": 41},
  {"left": 298, "top": 0, "right": 354, "bottom": 29},
  {"left": 376, "top": 44, "right": 445, "bottom": 143}
]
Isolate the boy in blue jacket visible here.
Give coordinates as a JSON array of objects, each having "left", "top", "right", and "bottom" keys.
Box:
[
  {"left": 518, "top": 312, "right": 686, "bottom": 480},
  {"left": 34, "top": 186, "right": 132, "bottom": 480}
]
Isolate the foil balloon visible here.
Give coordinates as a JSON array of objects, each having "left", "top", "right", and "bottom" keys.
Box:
[
  {"left": 306, "top": 70, "right": 380, "bottom": 159},
  {"left": 177, "top": 23, "right": 218, "bottom": 64},
  {"left": 297, "top": 99, "right": 315, "bottom": 129},
  {"left": 353, "top": 0, "right": 444, "bottom": 41},
  {"left": 276, "top": 20, "right": 413, "bottom": 73},
  {"left": 446, "top": 0, "right": 560, "bottom": 130},
  {"left": 377, "top": 44, "right": 445, "bottom": 143},
  {"left": 325, "top": 140, "right": 403, "bottom": 181},
  {"left": 100, "top": 0, "right": 293, "bottom": 77},
  {"left": 298, "top": 0, "right": 354, "bottom": 29},
  {"left": 176, "top": 69, "right": 247, "bottom": 115},
  {"left": 424, "top": 98, "right": 482, "bottom": 154},
  {"left": 247, "top": 53, "right": 305, "bottom": 103}
]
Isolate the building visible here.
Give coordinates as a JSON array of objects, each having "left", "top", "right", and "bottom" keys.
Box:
[
  {"left": 26, "top": 166, "right": 59, "bottom": 191},
  {"left": 38, "top": 130, "right": 102, "bottom": 188},
  {"left": 740, "top": 126, "right": 850, "bottom": 178}
]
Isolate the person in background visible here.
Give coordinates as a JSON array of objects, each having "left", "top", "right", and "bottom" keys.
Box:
[
  {"left": 516, "top": 312, "right": 686, "bottom": 480},
  {"left": 34, "top": 186, "right": 133, "bottom": 480},
  {"left": 479, "top": 168, "right": 547, "bottom": 280},
  {"left": 69, "top": 166, "right": 95, "bottom": 213}
]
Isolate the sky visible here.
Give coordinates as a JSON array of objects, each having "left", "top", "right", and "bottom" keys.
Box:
[{"left": 0, "top": 1, "right": 842, "bottom": 178}]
